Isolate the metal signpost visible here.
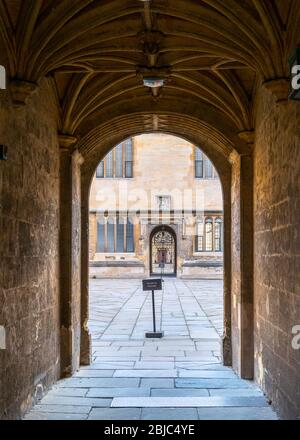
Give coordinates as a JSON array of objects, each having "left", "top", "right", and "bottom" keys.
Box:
[{"left": 142, "top": 278, "right": 164, "bottom": 338}]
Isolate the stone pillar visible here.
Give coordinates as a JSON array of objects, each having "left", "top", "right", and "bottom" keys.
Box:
[
  {"left": 230, "top": 135, "right": 254, "bottom": 379},
  {"left": 222, "top": 174, "right": 232, "bottom": 367},
  {"left": 80, "top": 174, "right": 92, "bottom": 366},
  {"left": 59, "top": 135, "right": 84, "bottom": 377},
  {"left": 89, "top": 213, "right": 97, "bottom": 260}
]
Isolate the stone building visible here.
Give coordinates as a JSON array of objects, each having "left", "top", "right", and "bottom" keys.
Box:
[{"left": 89, "top": 134, "right": 223, "bottom": 279}]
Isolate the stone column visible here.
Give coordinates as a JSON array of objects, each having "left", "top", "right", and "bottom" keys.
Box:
[
  {"left": 230, "top": 131, "right": 254, "bottom": 379},
  {"left": 221, "top": 174, "right": 232, "bottom": 367},
  {"left": 59, "top": 134, "right": 84, "bottom": 377},
  {"left": 89, "top": 213, "right": 97, "bottom": 260},
  {"left": 80, "top": 172, "right": 92, "bottom": 366}
]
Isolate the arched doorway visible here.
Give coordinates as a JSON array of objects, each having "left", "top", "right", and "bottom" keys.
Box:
[{"left": 150, "top": 226, "right": 177, "bottom": 276}]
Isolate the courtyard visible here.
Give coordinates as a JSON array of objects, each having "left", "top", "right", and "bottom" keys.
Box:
[{"left": 24, "top": 279, "right": 277, "bottom": 420}]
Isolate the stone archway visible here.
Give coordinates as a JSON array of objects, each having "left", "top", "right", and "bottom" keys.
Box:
[
  {"left": 76, "top": 115, "right": 253, "bottom": 379},
  {"left": 150, "top": 225, "right": 177, "bottom": 277}
]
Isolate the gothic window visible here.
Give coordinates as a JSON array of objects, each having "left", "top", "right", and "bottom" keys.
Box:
[
  {"left": 125, "top": 139, "right": 133, "bottom": 178},
  {"left": 96, "top": 161, "right": 104, "bottom": 178},
  {"left": 195, "top": 218, "right": 204, "bottom": 252},
  {"left": 96, "top": 138, "right": 133, "bottom": 178},
  {"left": 115, "top": 143, "right": 123, "bottom": 178},
  {"left": 195, "top": 216, "right": 223, "bottom": 252},
  {"left": 105, "top": 151, "right": 114, "bottom": 178},
  {"left": 214, "top": 218, "right": 223, "bottom": 252},
  {"left": 195, "top": 148, "right": 218, "bottom": 179},
  {"left": 126, "top": 217, "right": 135, "bottom": 252},
  {"left": 205, "top": 218, "right": 213, "bottom": 251},
  {"left": 195, "top": 149, "right": 204, "bottom": 178},
  {"left": 96, "top": 215, "right": 135, "bottom": 253},
  {"left": 96, "top": 220, "right": 105, "bottom": 252},
  {"left": 204, "top": 157, "right": 213, "bottom": 178}
]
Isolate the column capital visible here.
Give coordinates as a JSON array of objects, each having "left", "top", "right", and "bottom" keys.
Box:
[
  {"left": 10, "top": 79, "right": 38, "bottom": 105},
  {"left": 262, "top": 78, "right": 290, "bottom": 105},
  {"left": 58, "top": 134, "right": 78, "bottom": 151},
  {"left": 238, "top": 130, "right": 255, "bottom": 145}
]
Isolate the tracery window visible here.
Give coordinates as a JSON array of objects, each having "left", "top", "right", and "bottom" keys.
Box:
[{"left": 195, "top": 216, "right": 223, "bottom": 252}]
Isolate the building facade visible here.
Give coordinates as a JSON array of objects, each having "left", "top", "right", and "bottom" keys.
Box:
[{"left": 89, "top": 134, "right": 223, "bottom": 279}]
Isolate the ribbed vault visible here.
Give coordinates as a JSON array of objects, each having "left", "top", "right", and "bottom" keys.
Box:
[{"left": 1, "top": 0, "right": 298, "bottom": 157}]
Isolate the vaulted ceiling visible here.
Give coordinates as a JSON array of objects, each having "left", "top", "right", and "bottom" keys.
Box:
[{"left": 0, "top": 0, "right": 299, "bottom": 158}]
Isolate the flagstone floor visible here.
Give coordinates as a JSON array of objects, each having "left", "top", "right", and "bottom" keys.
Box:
[{"left": 24, "top": 278, "right": 278, "bottom": 420}]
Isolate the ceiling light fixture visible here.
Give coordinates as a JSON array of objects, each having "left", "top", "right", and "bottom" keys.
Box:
[{"left": 143, "top": 77, "right": 165, "bottom": 88}]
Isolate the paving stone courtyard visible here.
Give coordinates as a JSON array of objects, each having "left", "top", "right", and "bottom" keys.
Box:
[{"left": 25, "top": 279, "right": 278, "bottom": 420}]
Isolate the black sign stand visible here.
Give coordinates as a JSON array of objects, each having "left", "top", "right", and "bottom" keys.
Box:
[{"left": 143, "top": 278, "right": 164, "bottom": 339}]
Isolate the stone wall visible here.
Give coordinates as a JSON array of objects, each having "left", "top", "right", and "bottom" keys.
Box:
[
  {"left": 0, "top": 81, "right": 60, "bottom": 419},
  {"left": 89, "top": 134, "right": 223, "bottom": 212},
  {"left": 253, "top": 86, "right": 300, "bottom": 419}
]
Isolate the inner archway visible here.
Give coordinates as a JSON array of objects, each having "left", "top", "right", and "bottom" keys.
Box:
[
  {"left": 81, "top": 122, "right": 238, "bottom": 374},
  {"left": 150, "top": 226, "right": 177, "bottom": 277},
  {"left": 87, "top": 133, "right": 226, "bottom": 365}
]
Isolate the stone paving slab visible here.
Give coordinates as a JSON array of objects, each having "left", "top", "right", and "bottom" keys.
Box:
[
  {"left": 175, "top": 362, "right": 230, "bottom": 370},
  {"left": 114, "top": 369, "right": 178, "bottom": 378},
  {"left": 197, "top": 407, "right": 278, "bottom": 420},
  {"left": 178, "top": 370, "right": 237, "bottom": 378},
  {"left": 140, "top": 379, "right": 175, "bottom": 388},
  {"left": 31, "top": 404, "right": 90, "bottom": 414},
  {"left": 134, "top": 361, "right": 175, "bottom": 369},
  {"left": 41, "top": 396, "right": 112, "bottom": 407},
  {"left": 24, "top": 412, "right": 88, "bottom": 420},
  {"left": 208, "top": 389, "right": 263, "bottom": 397},
  {"left": 57, "top": 378, "right": 140, "bottom": 388},
  {"left": 47, "top": 387, "right": 88, "bottom": 397},
  {"left": 87, "top": 388, "right": 151, "bottom": 398},
  {"left": 111, "top": 396, "right": 268, "bottom": 408},
  {"left": 88, "top": 408, "right": 142, "bottom": 420},
  {"left": 83, "top": 362, "right": 135, "bottom": 369},
  {"left": 141, "top": 408, "right": 199, "bottom": 420},
  {"left": 75, "top": 370, "right": 115, "bottom": 378},
  {"left": 175, "top": 378, "right": 254, "bottom": 389},
  {"left": 151, "top": 389, "right": 209, "bottom": 397}
]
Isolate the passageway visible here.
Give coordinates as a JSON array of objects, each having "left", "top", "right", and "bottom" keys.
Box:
[
  {"left": 24, "top": 279, "right": 277, "bottom": 420},
  {"left": 1, "top": 0, "right": 299, "bottom": 421}
]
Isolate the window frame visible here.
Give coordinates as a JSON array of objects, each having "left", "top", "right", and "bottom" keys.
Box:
[
  {"left": 194, "top": 148, "right": 218, "bottom": 180},
  {"left": 96, "top": 138, "right": 134, "bottom": 179},
  {"left": 96, "top": 214, "right": 135, "bottom": 253},
  {"left": 195, "top": 215, "right": 223, "bottom": 252}
]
